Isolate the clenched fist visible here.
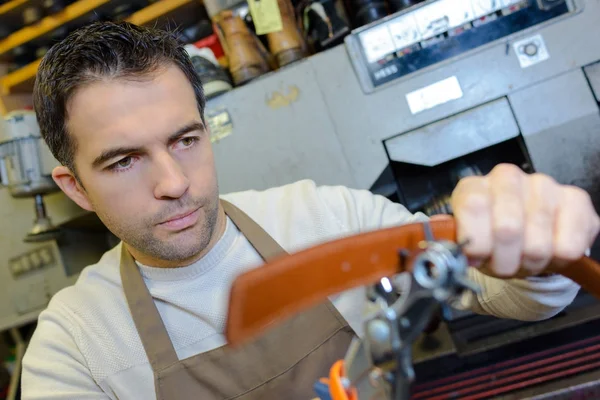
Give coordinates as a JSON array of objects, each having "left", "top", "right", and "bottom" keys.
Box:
[{"left": 450, "top": 164, "right": 600, "bottom": 277}]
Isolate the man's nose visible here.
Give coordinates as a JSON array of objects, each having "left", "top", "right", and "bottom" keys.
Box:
[{"left": 152, "top": 153, "right": 190, "bottom": 199}]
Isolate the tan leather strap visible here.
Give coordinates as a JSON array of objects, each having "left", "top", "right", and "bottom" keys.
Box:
[
  {"left": 225, "top": 218, "right": 600, "bottom": 346},
  {"left": 557, "top": 257, "right": 600, "bottom": 298},
  {"left": 120, "top": 199, "right": 286, "bottom": 372}
]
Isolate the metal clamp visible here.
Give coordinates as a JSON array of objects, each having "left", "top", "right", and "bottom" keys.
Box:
[{"left": 329, "top": 222, "right": 480, "bottom": 400}]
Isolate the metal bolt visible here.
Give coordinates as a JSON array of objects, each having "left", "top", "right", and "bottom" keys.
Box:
[{"left": 367, "top": 320, "right": 390, "bottom": 344}]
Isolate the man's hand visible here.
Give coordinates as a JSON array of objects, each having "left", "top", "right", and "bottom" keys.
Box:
[{"left": 450, "top": 164, "right": 600, "bottom": 278}]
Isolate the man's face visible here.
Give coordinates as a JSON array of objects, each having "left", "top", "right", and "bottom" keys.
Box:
[{"left": 65, "top": 64, "right": 219, "bottom": 264}]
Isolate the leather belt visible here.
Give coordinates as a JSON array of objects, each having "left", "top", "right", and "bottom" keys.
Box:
[{"left": 225, "top": 219, "right": 600, "bottom": 346}]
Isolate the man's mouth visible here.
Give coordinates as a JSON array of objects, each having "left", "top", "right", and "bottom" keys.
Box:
[{"left": 159, "top": 207, "right": 201, "bottom": 230}]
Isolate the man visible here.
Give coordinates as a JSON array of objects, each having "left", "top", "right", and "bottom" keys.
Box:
[{"left": 21, "top": 21, "right": 599, "bottom": 400}]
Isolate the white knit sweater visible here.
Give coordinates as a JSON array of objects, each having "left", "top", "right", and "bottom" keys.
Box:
[{"left": 21, "top": 180, "right": 580, "bottom": 399}]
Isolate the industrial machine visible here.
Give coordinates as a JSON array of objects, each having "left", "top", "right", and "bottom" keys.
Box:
[
  {"left": 0, "top": 111, "right": 115, "bottom": 399},
  {"left": 0, "top": 112, "right": 112, "bottom": 333},
  {"left": 0, "top": 110, "right": 61, "bottom": 242}
]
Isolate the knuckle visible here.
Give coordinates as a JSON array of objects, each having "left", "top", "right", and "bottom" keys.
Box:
[
  {"left": 494, "top": 218, "right": 523, "bottom": 242},
  {"left": 524, "top": 241, "right": 552, "bottom": 262},
  {"left": 465, "top": 242, "right": 491, "bottom": 258},
  {"left": 462, "top": 192, "right": 490, "bottom": 213},
  {"left": 492, "top": 163, "right": 523, "bottom": 179},
  {"left": 528, "top": 207, "right": 554, "bottom": 227},
  {"left": 530, "top": 173, "right": 557, "bottom": 192},
  {"left": 454, "top": 176, "right": 483, "bottom": 193},
  {"left": 459, "top": 175, "right": 481, "bottom": 185},
  {"left": 564, "top": 185, "right": 591, "bottom": 203},
  {"left": 593, "top": 215, "right": 600, "bottom": 235},
  {"left": 554, "top": 242, "right": 584, "bottom": 261},
  {"left": 530, "top": 172, "right": 556, "bottom": 184}
]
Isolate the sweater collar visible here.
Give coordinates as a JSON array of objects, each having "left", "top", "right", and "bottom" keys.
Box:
[{"left": 136, "top": 217, "right": 237, "bottom": 282}]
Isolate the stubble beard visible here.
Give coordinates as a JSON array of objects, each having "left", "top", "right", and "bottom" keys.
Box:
[{"left": 100, "top": 195, "right": 220, "bottom": 264}]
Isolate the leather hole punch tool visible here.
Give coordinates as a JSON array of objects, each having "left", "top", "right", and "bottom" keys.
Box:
[{"left": 225, "top": 219, "right": 600, "bottom": 400}]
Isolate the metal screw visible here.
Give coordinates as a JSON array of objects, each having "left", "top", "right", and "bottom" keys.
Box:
[
  {"left": 341, "top": 377, "right": 351, "bottom": 389},
  {"left": 369, "top": 368, "right": 383, "bottom": 387}
]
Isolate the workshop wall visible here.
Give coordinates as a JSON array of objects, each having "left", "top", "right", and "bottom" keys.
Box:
[{"left": 1, "top": 0, "right": 600, "bottom": 399}]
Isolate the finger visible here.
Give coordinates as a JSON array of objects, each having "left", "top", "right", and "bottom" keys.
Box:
[
  {"left": 554, "top": 186, "right": 599, "bottom": 265},
  {"left": 592, "top": 216, "right": 600, "bottom": 249},
  {"left": 588, "top": 205, "right": 600, "bottom": 249},
  {"left": 489, "top": 164, "right": 525, "bottom": 277},
  {"left": 521, "top": 174, "right": 558, "bottom": 274},
  {"left": 451, "top": 176, "right": 492, "bottom": 261}
]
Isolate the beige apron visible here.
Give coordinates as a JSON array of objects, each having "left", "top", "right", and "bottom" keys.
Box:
[{"left": 120, "top": 200, "right": 355, "bottom": 399}]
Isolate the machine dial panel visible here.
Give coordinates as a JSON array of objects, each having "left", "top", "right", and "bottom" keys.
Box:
[{"left": 347, "top": 0, "right": 574, "bottom": 92}]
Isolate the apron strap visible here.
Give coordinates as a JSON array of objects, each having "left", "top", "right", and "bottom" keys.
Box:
[
  {"left": 220, "top": 199, "right": 285, "bottom": 261},
  {"left": 120, "top": 199, "right": 287, "bottom": 373},
  {"left": 120, "top": 245, "right": 180, "bottom": 370}
]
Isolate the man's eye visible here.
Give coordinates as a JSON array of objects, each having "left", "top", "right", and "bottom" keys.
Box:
[
  {"left": 180, "top": 137, "right": 197, "bottom": 147},
  {"left": 116, "top": 157, "right": 132, "bottom": 168}
]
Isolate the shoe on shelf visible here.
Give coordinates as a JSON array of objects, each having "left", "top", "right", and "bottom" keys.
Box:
[
  {"left": 214, "top": 10, "right": 271, "bottom": 86},
  {"left": 301, "top": 0, "right": 350, "bottom": 51},
  {"left": 345, "top": 0, "right": 388, "bottom": 27},
  {"left": 266, "top": 0, "right": 309, "bottom": 67},
  {"left": 185, "top": 44, "right": 233, "bottom": 99}
]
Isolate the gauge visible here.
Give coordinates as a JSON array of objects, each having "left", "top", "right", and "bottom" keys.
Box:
[
  {"left": 359, "top": 26, "right": 396, "bottom": 64},
  {"left": 500, "top": 0, "right": 524, "bottom": 7},
  {"left": 413, "top": 1, "right": 451, "bottom": 39},
  {"left": 412, "top": 0, "right": 475, "bottom": 39},
  {"left": 471, "top": 0, "right": 499, "bottom": 18},
  {"left": 388, "top": 14, "right": 421, "bottom": 51},
  {"left": 443, "top": 0, "right": 475, "bottom": 29}
]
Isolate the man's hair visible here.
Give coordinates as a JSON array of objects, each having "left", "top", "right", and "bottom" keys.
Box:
[{"left": 33, "top": 21, "right": 206, "bottom": 174}]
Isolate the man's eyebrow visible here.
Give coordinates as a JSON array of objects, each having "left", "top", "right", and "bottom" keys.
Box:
[
  {"left": 91, "top": 122, "right": 205, "bottom": 169},
  {"left": 167, "top": 122, "right": 205, "bottom": 145},
  {"left": 92, "top": 146, "right": 141, "bottom": 169}
]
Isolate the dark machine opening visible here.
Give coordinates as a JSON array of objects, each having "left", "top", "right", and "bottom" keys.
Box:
[{"left": 385, "top": 136, "right": 535, "bottom": 216}]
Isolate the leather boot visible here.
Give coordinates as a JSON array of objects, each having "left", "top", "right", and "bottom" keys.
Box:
[
  {"left": 387, "top": 0, "right": 421, "bottom": 14},
  {"left": 214, "top": 10, "right": 271, "bottom": 86},
  {"left": 345, "top": 0, "right": 387, "bottom": 27},
  {"left": 302, "top": 0, "right": 349, "bottom": 51},
  {"left": 266, "top": 0, "right": 308, "bottom": 68}
]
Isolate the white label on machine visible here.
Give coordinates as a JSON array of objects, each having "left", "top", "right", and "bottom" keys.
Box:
[
  {"left": 513, "top": 34, "right": 550, "bottom": 68},
  {"left": 406, "top": 76, "right": 463, "bottom": 114}
]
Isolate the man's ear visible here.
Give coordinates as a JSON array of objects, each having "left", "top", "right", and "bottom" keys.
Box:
[{"left": 52, "top": 166, "right": 94, "bottom": 212}]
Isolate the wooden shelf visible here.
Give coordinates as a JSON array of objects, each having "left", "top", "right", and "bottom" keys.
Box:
[
  {"left": 0, "top": 0, "right": 29, "bottom": 15},
  {"left": 1, "top": 58, "right": 40, "bottom": 94},
  {"left": 0, "top": 0, "right": 110, "bottom": 57},
  {"left": 126, "top": 0, "right": 193, "bottom": 26},
  {"left": 0, "top": 0, "right": 201, "bottom": 95}
]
